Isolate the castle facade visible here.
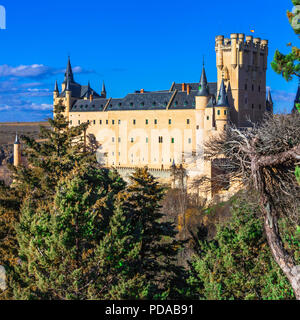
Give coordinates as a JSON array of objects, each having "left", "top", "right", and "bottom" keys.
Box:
[{"left": 53, "top": 33, "right": 273, "bottom": 199}]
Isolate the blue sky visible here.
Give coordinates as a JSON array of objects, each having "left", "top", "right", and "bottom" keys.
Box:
[{"left": 0, "top": 0, "right": 298, "bottom": 122}]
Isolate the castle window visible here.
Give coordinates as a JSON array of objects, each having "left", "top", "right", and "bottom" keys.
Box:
[
  {"left": 171, "top": 138, "right": 174, "bottom": 144},
  {"left": 245, "top": 84, "right": 247, "bottom": 90},
  {"left": 80, "top": 105, "right": 83, "bottom": 109},
  {"left": 145, "top": 119, "right": 148, "bottom": 125},
  {"left": 196, "top": 125, "right": 199, "bottom": 130},
  {"left": 224, "top": 110, "right": 227, "bottom": 115},
  {"left": 187, "top": 119, "right": 190, "bottom": 125},
  {"left": 87, "top": 120, "right": 90, "bottom": 124},
  {"left": 169, "top": 119, "right": 172, "bottom": 125},
  {"left": 152, "top": 102, "right": 156, "bottom": 106},
  {"left": 133, "top": 119, "right": 136, "bottom": 125},
  {"left": 85, "top": 105, "right": 88, "bottom": 109},
  {"left": 130, "top": 102, "right": 133, "bottom": 107},
  {"left": 159, "top": 136, "right": 163, "bottom": 143},
  {"left": 101, "top": 104, "right": 104, "bottom": 108},
  {"left": 78, "top": 120, "right": 81, "bottom": 124},
  {"left": 207, "top": 116, "right": 209, "bottom": 120},
  {"left": 252, "top": 84, "right": 254, "bottom": 91},
  {"left": 118, "top": 102, "right": 122, "bottom": 107},
  {"left": 112, "top": 120, "right": 115, "bottom": 125},
  {"left": 112, "top": 137, "right": 115, "bottom": 143},
  {"left": 106, "top": 120, "right": 108, "bottom": 125},
  {"left": 184, "top": 101, "right": 188, "bottom": 106},
  {"left": 100, "top": 120, "right": 102, "bottom": 125},
  {"left": 118, "top": 137, "right": 121, "bottom": 143},
  {"left": 154, "top": 119, "right": 157, "bottom": 125},
  {"left": 252, "top": 104, "right": 254, "bottom": 109},
  {"left": 141, "top": 102, "right": 145, "bottom": 107},
  {"left": 118, "top": 120, "right": 121, "bottom": 124},
  {"left": 92, "top": 104, "right": 95, "bottom": 108},
  {"left": 258, "top": 85, "right": 261, "bottom": 92},
  {"left": 188, "top": 138, "right": 192, "bottom": 144},
  {"left": 146, "top": 137, "right": 148, "bottom": 143},
  {"left": 131, "top": 138, "right": 134, "bottom": 143},
  {"left": 70, "top": 120, "right": 72, "bottom": 125},
  {"left": 217, "top": 110, "right": 221, "bottom": 115},
  {"left": 93, "top": 120, "right": 96, "bottom": 125}
]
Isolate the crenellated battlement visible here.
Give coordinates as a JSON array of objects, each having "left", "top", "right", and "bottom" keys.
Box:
[{"left": 215, "top": 33, "right": 268, "bottom": 52}]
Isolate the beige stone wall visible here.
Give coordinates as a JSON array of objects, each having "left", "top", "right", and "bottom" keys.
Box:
[
  {"left": 215, "top": 33, "right": 268, "bottom": 127},
  {"left": 53, "top": 32, "right": 269, "bottom": 200}
]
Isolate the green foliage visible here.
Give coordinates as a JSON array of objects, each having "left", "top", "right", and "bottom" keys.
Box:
[
  {"left": 271, "top": 47, "right": 300, "bottom": 81},
  {"left": 0, "top": 104, "right": 96, "bottom": 299},
  {"left": 187, "top": 195, "right": 295, "bottom": 300},
  {"left": 271, "top": 1, "right": 300, "bottom": 81},
  {"left": 10, "top": 165, "right": 150, "bottom": 300},
  {"left": 121, "top": 168, "right": 189, "bottom": 299}
]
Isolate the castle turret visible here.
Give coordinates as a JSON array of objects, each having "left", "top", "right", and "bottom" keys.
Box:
[
  {"left": 53, "top": 80, "right": 59, "bottom": 99},
  {"left": 196, "top": 63, "right": 210, "bottom": 129},
  {"left": 215, "top": 79, "right": 229, "bottom": 131},
  {"left": 62, "top": 57, "right": 74, "bottom": 91},
  {"left": 215, "top": 33, "right": 269, "bottom": 127},
  {"left": 65, "top": 79, "right": 71, "bottom": 120},
  {"left": 13, "top": 133, "right": 21, "bottom": 167},
  {"left": 101, "top": 81, "right": 107, "bottom": 98}
]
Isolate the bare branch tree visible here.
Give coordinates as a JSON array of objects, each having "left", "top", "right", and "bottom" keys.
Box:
[{"left": 204, "top": 113, "right": 300, "bottom": 299}]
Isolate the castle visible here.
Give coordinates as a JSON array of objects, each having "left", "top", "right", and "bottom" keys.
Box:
[{"left": 52, "top": 33, "right": 273, "bottom": 199}]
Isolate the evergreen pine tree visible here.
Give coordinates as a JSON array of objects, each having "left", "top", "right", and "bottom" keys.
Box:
[
  {"left": 0, "top": 104, "right": 98, "bottom": 298},
  {"left": 187, "top": 194, "right": 295, "bottom": 300},
  {"left": 121, "top": 167, "right": 188, "bottom": 299},
  {"left": 11, "top": 164, "right": 129, "bottom": 299}
]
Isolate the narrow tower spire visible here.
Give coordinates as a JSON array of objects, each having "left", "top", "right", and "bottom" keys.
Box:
[
  {"left": 267, "top": 88, "right": 273, "bottom": 104},
  {"left": 15, "top": 132, "right": 20, "bottom": 144},
  {"left": 54, "top": 80, "right": 59, "bottom": 93},
  {"left": 101, "top": 81, "right": 107, "bottom": 98},
  {"left": 198, "top": 63, "right": 209, "bottom": 96},
  {"left": 64, "top": 56, "right": 74, "bottom": 83},
  {"left": 217, "top": 79, "right": 230, "bottom": 107},
  {"left": 14, "top": 132, "right": 21, "bottom": 167}
]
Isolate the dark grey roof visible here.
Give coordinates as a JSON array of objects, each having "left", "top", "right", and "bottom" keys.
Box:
[
  {"left": 64, "top": 57, "right": 74, "bottom": 83},
  {"left": 70, "top": 82, "right": 220, "bottom": 112},
  {"left": 173, "top": 82, "right": 217, "bottom": 96},
  {"left": 216, "top": 79, "right": 230, "bottom": 107},
  {"left": 107, "top": 92, "right": 174, "bottom": 111},
  {"left": 60, "top": 82, "right": 100, "bottom": 99},
  {"left": 15, "top": 133, "right": 20, "bottom": 144},
  {"left": 267, "top": 88, "right": 273, "bottom": 104},
  {"left": 71, "top": 98, "right": 109, "bottom": 112},
  {"left": 198, "top": 66, "right": 210, "bottom": 96},
  {"left": 54, "top": 80, "right": 59, "bottom": 93},
  {"left": 206, "top": 96, "right": 216, "bottom": 108}
]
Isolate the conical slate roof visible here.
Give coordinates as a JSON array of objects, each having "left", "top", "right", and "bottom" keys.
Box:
[
  {"left": 198, "top": 65, "right": 209, "bottom": 96},
  {"left": 15, "top": 133, "right": 20, "bottom": 144},
  {"left": 216, "top": 79, "right": 230, "bottom": 107},
  {"left": 54, "top": 80, "right": 59, "bottom": 92},
  {"left": 64, "top": 56, "right": 74, "bottom": 83}
]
